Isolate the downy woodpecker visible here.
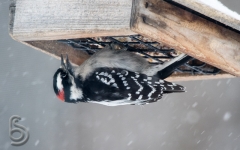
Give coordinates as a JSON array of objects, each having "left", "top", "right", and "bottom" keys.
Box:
[{"left": 53, "top": 46, "right": 189, "bottom": 106}]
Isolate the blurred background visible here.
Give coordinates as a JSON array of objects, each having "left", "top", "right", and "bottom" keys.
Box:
[{"left": 0, "top": 0, "right": 240, "bottom": 150}]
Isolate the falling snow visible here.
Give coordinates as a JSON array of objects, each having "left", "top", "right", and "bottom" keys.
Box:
[
  {"left": 223, "top": 112, "right": 232, "bottom": 121},
  {"left": 3, "top": 142, "right": 10, "bottom": 150},
  {"left": 105, "top": 136, "right": 110, "bottom": 141},
  {"left": 35, "top": 140, "right": 40, "bottom": 146},
  {"left": 22, "top": 72, "right": 29, "bottom": 77},
  {"left": 217, "top": 81, "right": 222, "bottom": 86},
  {"left": 226, "top": 79, "right": 231, "bottom": 84},
  {"left": 65, "top": 121, "right": 70, "bottom": 126},
  {"left": 208, "top": 136, "right": 213, "bottom": 141},
  {"left": 31, "top": 79, "right": 44, "bottom": 85},
  {"left": 219, "top": 93, "right": 223, "bottom": 98},
  {"left": 43, "top": 121, "right": 48, "bottom": 126},
  {"left": 127, "top": 141, "right": 133, "bottom": 146},
  {"left": 192, "top": 102, "right": 198, "bottom": 108},
  {"left": 35, "top": 118, "right": 39, "bottom": 123},
  {"left": 186, "top": 111, "right": 200, "bottom": 124},
  {"left": 176, "top": 124, "right": 181, "bottom": 129},
  {"left": 1, "top": 1, "right": 240, "bottom": 149},
  {"left": 201, "top": 91, "right": 206, "bottom": 97}
]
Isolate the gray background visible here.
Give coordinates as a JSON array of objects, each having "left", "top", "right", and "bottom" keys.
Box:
[{"left": 1, "top": 0, "right": 240, "bottom": 150}]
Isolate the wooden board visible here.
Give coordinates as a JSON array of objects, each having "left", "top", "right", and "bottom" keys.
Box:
[
  {"left": 169, "top": 0, "right": 240, "bottom": 32},
  {"left": 9, "top": 0, "right": 237, "bottom": 80},
  {"left": 10, "top": 0, "right": 135, "bottom": 41},
  {"left": 166, "top": 73, "right": 234, "bottom": 82},
  {"left": 20, "top": 40, "right": 234, "bottom": 82},
  {"left": 130, "top": 0, "right": 240, "bottom": 76},
  {"left": 24, "top": 40, "right": 90, "bottom": 65}
]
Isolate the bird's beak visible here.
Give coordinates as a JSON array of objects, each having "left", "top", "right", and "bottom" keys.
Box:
[
  {"left": 66, "top": 55, "right": 73, "bottom": 72},
  {"left": 61, "top": 54, "right": 66, "bottom": 70},
  {"left": 61, "top": 54, "right": 74, "bottom": 75}
]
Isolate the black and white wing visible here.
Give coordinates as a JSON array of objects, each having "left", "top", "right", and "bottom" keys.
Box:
[{"left": 83, "top": 67, "right": 185, "bottom": 106}]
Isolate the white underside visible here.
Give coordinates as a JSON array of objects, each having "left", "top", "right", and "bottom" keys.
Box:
[
  {"left": 70, "top": 86, "right": 83, "bottom": 100},
  {"left": 88, "top": 99, "right": 151, "bottom": 106},
  {"left": 56, "top": 74, "right": 63, "bottom": 90}
]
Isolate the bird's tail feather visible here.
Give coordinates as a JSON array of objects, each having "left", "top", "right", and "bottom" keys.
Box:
[
  {"left": 162, "top": 80, "right": 186, "bottom": 93},
  {"left": 157, "top": 54, "right": 193, "bottom": 79}
]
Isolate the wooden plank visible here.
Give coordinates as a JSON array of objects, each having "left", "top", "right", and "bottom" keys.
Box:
[
  {"left": 24, "top": 41, "right": 90, "bottom": 65},
  {"left": 22, "top": 41, "right": 236, "bottom": 81},
  {"left": 9, "top": 0, "right": 16, "bottom": 36},
  {"left": 10, "top": 0, "right": 135, "bottom": 41},
  {"left": 130, "top": 0, "right": 240, "bottom": 76},
  {"left": 166, "top": 73, "right": 235, "bottom": 82},
  {"left": 8, "top": 0, "right": 236, "bottom": 81},
  {"left": 169, "top": 0, "right": 240, "bottom": 31},
  {"left": 22, "top": 40, "right": 235, "bottom": 82}
]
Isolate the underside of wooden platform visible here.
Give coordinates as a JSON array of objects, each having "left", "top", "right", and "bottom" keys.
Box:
[
  {"left": 130, "top": 0, "right": 240, "bottom": 77},
  {"left": 9, "top": 0, "right": 240, "bottom": 81},
  {"left": 20, "top": 40, "right": 234, "bottom": 82}
]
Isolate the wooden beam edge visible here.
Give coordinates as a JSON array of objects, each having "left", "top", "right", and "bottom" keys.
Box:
[
  {"left": 170, "top": 0, "right": 240, "bottom": 32},
  {"left": 20, "top": 40, "right": 90, "bottom": 65},
  {"left": 12, "top": 30, "right": 137, "bottom": 42},
  {"left": 9, "top": 0, "right": 16, "bottom": 39},
  {"left": 166, "top": 73, "right": 235, "bottom": 82},
  {"left": 20, "top": 40, "right": 236, "bottom": 82},
  {"left": 8, "top": 0, "right": 237, "bottom": 82},
  {"left": 10, "top": 0, "right": 137, "bottom": 41},
  {"left": 130, "top": 0, "right": 240, "bottom": 77}
]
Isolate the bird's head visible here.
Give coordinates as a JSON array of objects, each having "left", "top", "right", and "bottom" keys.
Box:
[{"left": 53, "top": 55, "right": 83, "bottom": 103}]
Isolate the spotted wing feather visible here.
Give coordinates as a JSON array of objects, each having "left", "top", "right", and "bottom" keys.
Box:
[{"left": 83, "top": 67, "right": 185, "bottom": 105}]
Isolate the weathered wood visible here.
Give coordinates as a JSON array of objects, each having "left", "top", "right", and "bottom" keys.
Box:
[
  {"left": 10, "top": 0, "right": 135, "bottom": 41},
  {"left": 169, "top": 0, "right": 240, "bottom": 31},
  {"left": 9, "top": 0, "right": 237, "bottom": 81},
  {"left": 22, "top": 41, "right": 236, "bottom": 81},
  {"left": 24, "top": 41, "right": 90, "bottom": 65},
  {"left": 22, "top": 40, "right": 235, "bottom": 82},
  {"left": 9, "top": 0, "right": 16, "bottom": 37},
  {"left": 130, "top": 0, "right": 240, "bottom": 76},
  {"left": 166, "top": 73, "right": 235, "bottom": 82}
]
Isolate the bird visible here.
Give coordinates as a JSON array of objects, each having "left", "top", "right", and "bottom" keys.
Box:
[{"left": 53, "top": 46, "right": 190, "bottom": 106}]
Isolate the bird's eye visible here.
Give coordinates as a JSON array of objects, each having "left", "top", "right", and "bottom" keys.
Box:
[{"left": 61, "top": 72, "right": 67, "bottom": 78}]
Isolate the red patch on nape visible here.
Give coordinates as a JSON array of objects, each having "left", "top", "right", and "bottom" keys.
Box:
[{"left": 57, "top": 90, "right": 65, "bottom": 102}]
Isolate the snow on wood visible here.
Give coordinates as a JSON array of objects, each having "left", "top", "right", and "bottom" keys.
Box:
[
  {"left": 170, "top": 0, "right": 240, "bottom": 31},
  {"left": 196, "top": 0, "right": 240, "bottom": 20}
]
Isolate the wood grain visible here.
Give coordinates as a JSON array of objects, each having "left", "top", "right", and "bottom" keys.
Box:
[
  {"left": 24, "top": 41, "right": 90, "bottom": 65},
  {"left": 23, "top": 40, "right": 235, "bottom": 82},
  {"left": 9, "top": 0, "right": 237, "bottom": 81},
  {"left": 166, "top": 73, "right": 235, "bottom": 82},
  {"left": 14, "top": 39, "right": 236, "bottom": 81},
  {"left": 10, "top": 0, "right": 135, "bottom": 41},
  {"left": 131, "top": 0, "right": 240, "bottom": 76}
]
